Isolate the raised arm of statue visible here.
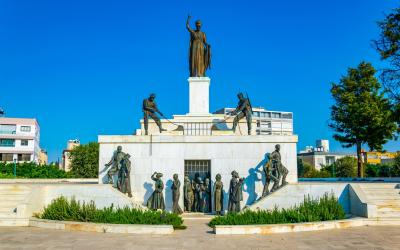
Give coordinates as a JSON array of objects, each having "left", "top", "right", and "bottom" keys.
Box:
[{"left": 186, "top": 15, "right": 194, "bottom": 33}]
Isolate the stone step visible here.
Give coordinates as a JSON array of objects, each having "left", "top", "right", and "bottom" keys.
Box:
[
  {"left": 0, "top": 195, "right": 28, "bottom": 202},
  {"left": 377, "top": 206, "right": 400, "bottom": 212},
  {"left": 0, "top": 191, "right": 30, "bottom": 195},
  {"left": 0, "top": 207, "right": 16, "bottom": 214},
  {"left": 364, "top": 195, "right": 400, "bottom": 200},
  {"left": 0, "top": 185, "right": 31, "bottom": 190},
  {"left": 0, "top": 216, "right": 29, "bottom": 226},
  {"left": 377, "top": 210, "right": 400, "bottom": 218}
]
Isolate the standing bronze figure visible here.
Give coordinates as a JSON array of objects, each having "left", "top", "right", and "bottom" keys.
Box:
[
  {"left": 171, "top": 174, "right": 183, "bottom": 214},
  {"left": 202, "top": 178, "right": 211, "bottom": 213},
  {"left": 104, "top": 146, "right": 126, "bottom": 185},
  {"left": 117, "top": 153, "right": 132, "bottom": 198},
  {"left": 213, "top": 174, "right": 224, "bottom": 215},
  {"left": 261, "top": 153, "right": 279, "bottom": 197},
  {"left": 228, "top": 171, "right": 244, "bottom": 213},
  {"left": 186, "top": 15, "right": 211, "bottom": 77},
  {"left": 271, "top": 144, "right": 289, "bottom": 189},
  {"left": 183, "top": 175, "right": 194, "bottom": 212},
  {"left": 146, "top": 172, "right": 165, "bottom": 210},
  {"left": 231, "top": 93, "right": 252, "bottom": 135},
  {"left": 142, "top": 94, "right": 166, "bottom": 135}
]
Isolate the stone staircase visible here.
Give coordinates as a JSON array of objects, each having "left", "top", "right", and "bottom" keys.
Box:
[
  {"left": 0, "top": 184, "right": 32, "bottom": 226},
  {"left": 357, "top": 183, "right": 400, "bottom": 218}
]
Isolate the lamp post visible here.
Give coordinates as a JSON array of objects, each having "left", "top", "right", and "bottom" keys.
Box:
[{"left": 13, "top": 158, "right": 17, "bottom": 178}]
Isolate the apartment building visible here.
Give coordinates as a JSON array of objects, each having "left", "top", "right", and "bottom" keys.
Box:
[
  {"left": 0, "top": 117, "right": 41, "bottom": 163},
  {"left": 213, "top": 107, "right": 293, "bottom": 135}
]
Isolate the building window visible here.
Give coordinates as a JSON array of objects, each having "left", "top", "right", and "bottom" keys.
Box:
[
  {"left": 281, "top": 113, "right": 293, "bottom": 119},
  {"left": 0, "top": 153, "right": 13, "bottom": 162},
  {"left": 18, "top": 154, "right": 31, "bottom": 161},
  {"left": 272, "top": 113, "right": 281, "bottom": 118},
  {"left": 0, "top": 139, "right": 15, "bottom": 147},
  {"left": 253, "top": 111, "right": 260, "bottom": 116},
  {"left": 21, "top": 140, "right": 29, "bottom": 146},
  {"left": 0, "top": 124, "right": 16, "bottom": 134},
  {"left": 184, "top": 160, "right": 211, "bottom": 180},
  {"left": 20, "top": 126, "right": 31, "bottom": 132},
  {"left": 261, "top": 112, "right": 271, "bottom": 118}
]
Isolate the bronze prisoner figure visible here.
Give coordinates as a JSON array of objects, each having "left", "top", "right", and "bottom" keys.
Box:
[
  {"left": 104, "top": 146, "right": 125, "bottom": 185},
  {"left": 213, "top": 174, "right": 224, "bottom": 215},
  {"left": 228, "top": 171, "right": 244, "bottom": 213},
  {"left": 117, "top": 153, "right": 132, "bottom": 198},
  {"left": 146, "top": 172, "right": 165, "bottom": 211},
  {"left": 171, "top": 174, "right": 183, "bottom": 214},
  {"left": 183, "top": 175, "right": 194, "bottom": 212}
]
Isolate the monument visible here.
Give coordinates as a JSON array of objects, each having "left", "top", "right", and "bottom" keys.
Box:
[{"left": 98, "top": 16, "right": 298, "bottom": 213}]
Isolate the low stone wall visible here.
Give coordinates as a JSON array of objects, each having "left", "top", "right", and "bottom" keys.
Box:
[
  {"left": 0, "top": 179, "right": 98, "bottom": 184},
  {"left": 214, "top": 217, "right": 400, "bottom": 235},
  {"left": 29, "top": 218, "right": 174, "bottom": 234}
]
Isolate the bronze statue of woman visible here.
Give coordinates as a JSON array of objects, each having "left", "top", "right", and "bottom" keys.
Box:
[{"left": 186, "top": 15, "right": 211, "bottom": 77}]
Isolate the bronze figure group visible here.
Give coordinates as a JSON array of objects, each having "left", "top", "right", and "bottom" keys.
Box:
[
  {"left": 183, "top": 173, "right": 212, "bottom": 213},
  {"left": 262, "top": 144, "right": 289, "bottom": 197},
  {"left": 103, "top": 146, "right": 132, "bottom": 198}
]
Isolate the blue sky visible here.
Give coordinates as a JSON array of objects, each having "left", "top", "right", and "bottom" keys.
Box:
[{"left": 1, "top": 0, "right": 399, "bottom": 162}]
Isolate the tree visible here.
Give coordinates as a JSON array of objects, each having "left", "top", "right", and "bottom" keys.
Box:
[
  {"left": 69, "top": 142, "right": 99, "bottom": 178},
  {"left": 330, "top": 62, "right": 397, "bottom": 177},
  {"left": 374, "top": 7, "right": 400, "bottom": 103}
]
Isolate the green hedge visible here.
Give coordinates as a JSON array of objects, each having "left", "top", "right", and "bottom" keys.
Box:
[
  {"left": 0, "top": 162, "right": 70, "bottom": 178},
  {"left": 209, "top": 193, "right": 345, "bottom": 227},
  {"left": 38, "top": 196, "right": 185, "bottom": 229}
]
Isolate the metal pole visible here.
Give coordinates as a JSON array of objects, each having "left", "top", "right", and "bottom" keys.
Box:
[{"left": 13, "top": 159, "right": 16, "bottom": 178}]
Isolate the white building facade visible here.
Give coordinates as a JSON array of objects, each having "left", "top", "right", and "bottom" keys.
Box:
[
  {"left": 214, "top": 107, "right": 293, "bottom": 135},
  {"left": 98, "top": 77, "right": 298, "bottom": 212},
  {"left": 0, "top": 118, "right": 41, "bottom": 163}
]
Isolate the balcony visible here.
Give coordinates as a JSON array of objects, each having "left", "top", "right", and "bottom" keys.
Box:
[{"left": 0, "top": 130, "right": 16, "bottom": 135}]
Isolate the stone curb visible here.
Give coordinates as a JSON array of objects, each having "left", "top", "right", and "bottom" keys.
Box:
[
  {"left": 29, "top": 218, "right": 174, "bottom": 234},
  {"left": 213, "top": 217, "right": 400, "bottom": 235}
]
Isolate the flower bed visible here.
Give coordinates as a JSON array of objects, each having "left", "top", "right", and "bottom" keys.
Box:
[
  {"left": 38, "top": 196, "right": 185, "bottom": 229},
  {"left": 209, "top": 193, "right": 345, "bottom": 227}
]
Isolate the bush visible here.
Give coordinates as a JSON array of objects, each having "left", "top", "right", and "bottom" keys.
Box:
[
  {"left": 0, "top": 162, "right": 69, "bottom": 178},
  {"left": 330, "top": 157, "right": 357, "bottom": 178},
  {"left": 301, "top": 162, "right": 331, "bottom": 178},
  {"left": 38, "top": 196, "right": 185, "bottom": 229},
  {"left": 209, "top": 193, "right": 345, "bottom": 227},
  {"left": 69, "top": 142, "right": 99, "bottom": 178},
  {"left": 365, "top": 164, "right": 379, "bottom": 177}
]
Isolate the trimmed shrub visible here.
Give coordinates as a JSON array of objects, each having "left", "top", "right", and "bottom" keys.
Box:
[
  {"left": 209, "top": 193, "right": 345, "bottom": 227},
  {"left": 38, "top": 196, "right": 185, "bottom": 229},
  {"left": 0, "top": 162, "right": 69, "bottom": 178}
]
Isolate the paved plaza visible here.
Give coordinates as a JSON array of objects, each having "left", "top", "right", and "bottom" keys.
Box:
[{"left": 0, "top": 219, "right": 400, "bottom": 250}]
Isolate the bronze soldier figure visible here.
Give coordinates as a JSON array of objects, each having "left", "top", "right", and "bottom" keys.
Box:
[
  {"left": 186, "top": 15, "right": 211, "bottom": 77},
  {"left": 228, "top": 171, "right": 244, "bottom": 213},
  {"left": 142, "top": 94, "right": 166, "bottom": 135},
  {"left": 271, "top": 144, "right": 289, "bottom": 190},
  {"left": 117, "top": 153, "right": 132, "bottom": 198},
  {"left": 231, "top": 93, "right": 252, "bottom": 135},
  {"left": 104, "top": 146, "right": 125, "bottom": 185},
  {"left": 171, "top": 174, "right": 183, "bottom": 214}
]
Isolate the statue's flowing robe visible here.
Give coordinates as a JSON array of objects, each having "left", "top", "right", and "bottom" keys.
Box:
[
  {"left": 213, "top": 181, "right": 224, "bottom": 212},
  {"left": 172, "top": 179, "right": 183, "bottom": 214},
  {"left": 117, "top": 158, "right": 131, "bottom": 195},
  {"left": 228, "top": 178, "right": 243, "bottom": 213},
  {"left": 146, "top": 178, "right": 165, "bottom": 210},
  {"left": 188, "top": 30, "right": 210, "bottom": 77}
]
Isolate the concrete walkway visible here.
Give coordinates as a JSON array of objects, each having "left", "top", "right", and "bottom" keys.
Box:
[{"left": 0, "top": 219, "right": 400, "bottom": 249}]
